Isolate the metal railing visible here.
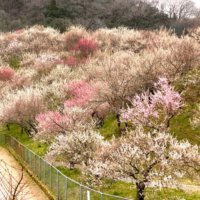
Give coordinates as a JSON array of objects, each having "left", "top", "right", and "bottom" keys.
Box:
[{"left": 0, "top": 134, "right": 131, "bottom": 200}]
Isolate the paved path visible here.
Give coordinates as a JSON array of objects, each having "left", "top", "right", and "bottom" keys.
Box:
[{"left": 0, "top": 147, "right": 49, "bottom": 200}]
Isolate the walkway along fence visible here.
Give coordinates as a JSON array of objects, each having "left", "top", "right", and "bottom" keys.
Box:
[{"left": 0, "top": 134, "right": 131, "bottom": 200}]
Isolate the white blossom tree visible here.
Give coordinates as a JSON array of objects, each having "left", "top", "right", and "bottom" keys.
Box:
[
  {"left": 46, "top": 129, "right": 107, "bottom": 169},
  {"left": 0, "top": 88, "right": 46, "bottom": 136},
  {"left": 88, "top": 127, "right": 200, "bottom": 200}
]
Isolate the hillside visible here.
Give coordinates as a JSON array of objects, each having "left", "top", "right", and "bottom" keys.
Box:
[
  {"left": 0, "top": 0, "right": 192, "bottom": 33},
  {"left": 0, "top": 25, "right": 200, "bottom": 200}
]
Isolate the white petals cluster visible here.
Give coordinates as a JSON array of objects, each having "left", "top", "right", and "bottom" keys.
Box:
[
  {"left": 47, "top": 129, "right": 106, "bottom": 168},
  {"left": 0, "top": 88, "right": 46, "bottom": 134}
]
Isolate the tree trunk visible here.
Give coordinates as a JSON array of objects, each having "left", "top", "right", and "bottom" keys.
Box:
[
  {"left": 69, "top": 162, "right": 75, "bottom": 169},
  {"left": 6, "top": 124, "right": 10, "bottom": 130},
  {"left": 116, "top": 113, "right": 121, "bottom": 128},
  {"left": 136, "top": 182, "right": 145, "bottom": 200}
]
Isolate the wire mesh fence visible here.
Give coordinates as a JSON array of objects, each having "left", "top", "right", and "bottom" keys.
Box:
[{"left": 0, "top": 134, "right": 131, "bottom": 200}]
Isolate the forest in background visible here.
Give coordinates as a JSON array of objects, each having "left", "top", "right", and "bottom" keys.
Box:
[{"left": 0, "top": 0, "right": 200, "bottom": 35}]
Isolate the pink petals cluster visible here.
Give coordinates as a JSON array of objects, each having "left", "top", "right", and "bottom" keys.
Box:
[
  {"left": 36, "top": 111, "right": 69, "bottom": 135},
  {"left": 63, "top": 38, "right": 98, "bottom": 68},
  {"left": 63, "top": 56, "right": 78, "bottom": 67},
  {"left": 0, "top": 67, "right": 15, "bottom": 81},
  {"left": 73, "top": 38, "right": 98, "bottom": 57},
  {"left": 152, "top": 78, "right": 182, "bottom": 114},
  {"left": 65, "top": 81, "right": 95, "bottom": 108},
  {"left": 121, "top": 78, "right": 182, "bottom": 129}
]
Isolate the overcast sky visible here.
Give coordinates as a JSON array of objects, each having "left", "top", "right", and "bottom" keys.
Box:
[
  {"left": 156, "top": 0, "right": 200, "bottom": 8},
  {"left": 194, "top": 0, "right": 200, "bottom": 8}
]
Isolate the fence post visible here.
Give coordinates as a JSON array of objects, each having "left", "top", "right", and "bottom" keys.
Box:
[
  {"left": 57, "top": 170, "right": 59, "bottom": 199},
  {"left": 50, "top": 165, "right": 52, "bottom": 189},
  {"left": 34, "top": 154, "right": 36, "bottom": 173},
  {"left": 39, "top": 157, "right": 41, "bottom": 180},
  {"left": 100, "top": 192, "right": 103, "bottom": 200},
  {"left": 64, "top": 178, "right": 68, "bottom": 200},
  {"left": 44, "top": 160, "right": 46, "bottom": 184},
  {"left": 87, "top": 190, "right": 90, "bottom": 200},
  {"left": 80, "top": 185, "right": 82, "bottom": 200}
]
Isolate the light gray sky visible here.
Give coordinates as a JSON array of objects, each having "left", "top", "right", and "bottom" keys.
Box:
[
  {"left": 155, "top": 0, "right": 200, "bottom": 9},
  {"left": 194, "top": 0, "right": 200, "bottom": 8}
]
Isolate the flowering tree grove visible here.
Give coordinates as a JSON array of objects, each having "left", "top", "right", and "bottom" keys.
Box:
[{"left": 0, "top": 25, "right": 200, "bottom": 199}]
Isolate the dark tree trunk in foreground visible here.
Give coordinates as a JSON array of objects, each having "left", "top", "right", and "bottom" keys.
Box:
[
  {"left": 116, "top": 113, "right": 121, "bottom": 128},
  {"left": 6, "top": 124, "right": 10, "bottom": 130},
  {"left": 136, "top": 182, "right": 145, "bottom": 200}
]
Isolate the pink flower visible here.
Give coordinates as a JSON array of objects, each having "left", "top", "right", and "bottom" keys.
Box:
[
  {"left": 73, "top": 38, "right": 98, "bottom": 56},
  {"left": 121, "top": 77, "right": 182, "bottom": 129},
  {"left": 36, "top": 111, "right": 68, "bottom": 133},
  {"left": 63, "top": 56, "right": 78, "bottom": 67},
  {"left": 65, "top": 81, "right": 96, "bottom": 108},
  {"left": 0, "top": 67, "right": 15, "bottom": 81}
]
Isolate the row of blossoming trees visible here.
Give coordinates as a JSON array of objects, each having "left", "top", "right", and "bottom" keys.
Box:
[{"left": 0, "top": 25, "right": 200, "bottom": 199}]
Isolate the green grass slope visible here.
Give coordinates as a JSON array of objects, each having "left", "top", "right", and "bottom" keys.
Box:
[{"left": 171, "top": 67, "right": 200, "bottom": 145}]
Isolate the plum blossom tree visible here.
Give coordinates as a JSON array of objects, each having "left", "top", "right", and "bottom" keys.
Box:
[
  {"left": 63, "top": 56, "right": 78, "bottom": 67},
  {"left": 121, "top": 78, "right": 182, "bottom": 131},
  {"left": 88, "top": 127, "right": 200, "bottom": 200},
  {"left": 73, "top": 38, "right": 98, "bottom": 57},
  {"left": 46, "top": 129, "right": 106, "bottom": 169},
  {"left": 65, "top": 80, "right": 96, "bottom": 108},
  {"left": 64, "top": 80, "right": 109, "bottom": 127},
  {"left": 33, "top": 53, "right": 60, "bottom": 73},
  {"left": 0, "top": 88, "right": 46, "bottom": 136},
  {"left": 35, "top": 107, "right": 92, "bottom": 141},
  {"left": 0, "top": 66, "right": 15, "bottom": 81}
]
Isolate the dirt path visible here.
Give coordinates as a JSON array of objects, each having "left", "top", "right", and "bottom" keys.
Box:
[{"left": 0, "top": 147, "right": 49, "bottom": 200}]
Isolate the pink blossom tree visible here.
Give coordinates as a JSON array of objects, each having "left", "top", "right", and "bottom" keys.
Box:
[
  {"left": 35, "top": 81, "right": 96, "bottom": 141},
  {"left": 65, "top": 80, "right": 96, "bottom": 108},
  {"left": 121, "top": 78, "right": 182, "bottom": 131},
  {"left": 63, "top": 56, "right": 78, "bottom": 68},
  {"left": 73, "top": 38, "right": 98, "bottom": 57},
  {"left": 88, "top": 127, "right": 200, "bottom": 200},
  {"left": 35, "top": 107, "right": 92, "bottom": 141},
  {"left": 0, "top": 67, "right": 15, "bottom": 81},
  {"left": 64, "top": 80, "right": 107, "bottom": 127}
]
